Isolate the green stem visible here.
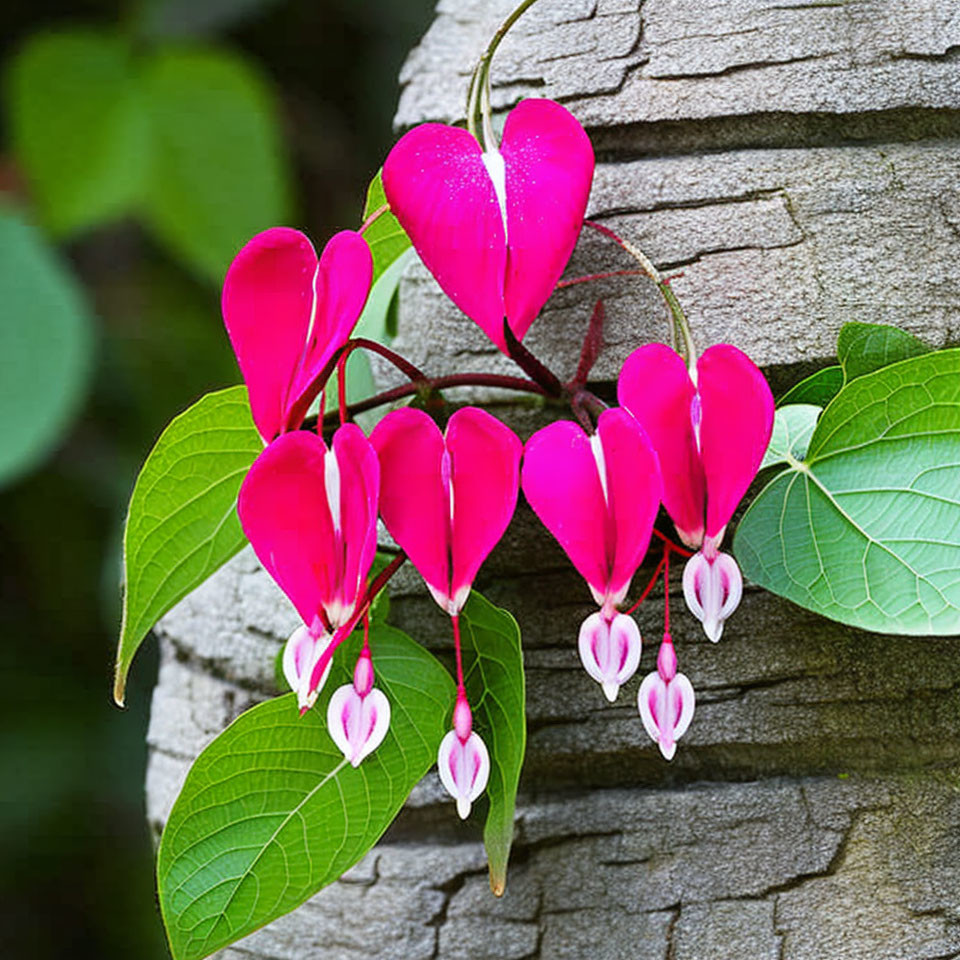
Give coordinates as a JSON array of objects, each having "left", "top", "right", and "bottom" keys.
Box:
[{"left": 465, "top": 0, "right": 543, "bottom": 148}]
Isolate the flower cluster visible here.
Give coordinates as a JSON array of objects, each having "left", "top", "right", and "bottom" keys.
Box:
[{"left": 227, "top": 92, "right": 773, "bottom": 819}]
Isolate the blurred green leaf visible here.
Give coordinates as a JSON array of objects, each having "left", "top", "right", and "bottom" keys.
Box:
[
  {"left": 760, "top": 404, "right": 820, "bottom": 470},
  {"left": 459, "top": 591, "right": 525, "bottom": 896},
  {"left": 0, "top": 209, "right": 92, "bottom": 485},
  {"left": 735, "top": 349, "right": 960, "bottom": 635},
  {"left": 362, "top": 168, "right": 411, "bottom": 285},
  {"left": 114, "top": 386, "right": 261, "bottom": 705},
  {"left": 837, "top": 321, "right": 931, "bottom": 382},
  {"left": 157, "top": 625, "right": 455, "bottom": 960},
  {"left": 6, "top": 30, "right": 148, "bottom": 235},
  {"left": 778, "top": 365, "right": 843, "bottom": 407},
  {"left": 141, "top": 47, "right": 291, "bottom": 281}
]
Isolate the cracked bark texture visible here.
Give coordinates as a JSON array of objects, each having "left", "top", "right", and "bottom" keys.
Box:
[{"left": 146, "top": 2, "right": 960, "bottom": 958}]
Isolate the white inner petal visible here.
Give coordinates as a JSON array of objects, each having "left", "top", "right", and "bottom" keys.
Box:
[
  {"left": 590, "top": 433, "right": 609, "bottom": 506},
  {"left": 324, "top": 447, "right": 342, "bottom": 535},
  {"left": 481, "top": 149, "right": 509, "bottom": 243}
]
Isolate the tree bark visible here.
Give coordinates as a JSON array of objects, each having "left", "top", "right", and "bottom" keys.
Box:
[{"left": 147, "top": 2, "right": 960, "bottom": 957}]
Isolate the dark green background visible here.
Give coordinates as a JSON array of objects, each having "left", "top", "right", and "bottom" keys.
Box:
[{"left": 0, "top": 0, "right": 434, "bottom": 955}]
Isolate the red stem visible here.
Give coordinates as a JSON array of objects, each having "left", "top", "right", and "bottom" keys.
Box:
[
  {"left": 337, "top": 352, "right": 349, "bottom": 426},
  {"left": 360, "top": 204, "right": 389, "bottom": 235},
  {"left": 624, "top": 554, "right": 666, "bottom": 616},
  {"left": 651, "top": 527, "right": 694, "bottom": 558},
  {"left": 556, "top": 269, "right": 646, "bottom": 290},
  {"left": 663, "top": 545, "right": 671, "bottom": 634},
  {"left": 452, "top": 614, "right": 465, "bottom": 695}
]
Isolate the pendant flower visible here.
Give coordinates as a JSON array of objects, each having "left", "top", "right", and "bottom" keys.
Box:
[
  {"left": 638, "top": 633, "right": 695, "bottom": 761},
  {"left": 521, "top": 408, "right": 662, "bottom": 700},
  {"left": 237, "top": 425, "right": 379, "bottom": 711},
  {"left": 222, "top": 227, "right": 373, "bottom": 443},
  {"left": 371, "top": 406, "right": 521, "bottom": 817},
  {"left": 327, "top": 642, "right": 391, "bottom": 768},
  {"left": 618, "top": 343, "right": 774, "bottom": 641},
  {"left": 382, "top": 99, "right": 594, "bottom": 352}
]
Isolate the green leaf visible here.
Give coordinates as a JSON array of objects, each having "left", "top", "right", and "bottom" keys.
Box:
[
  {"left": 362, "top": 168, "right": 411, "bottom": 285},
  {"left": 114, "top": 386, "right": 262, "bottom": 704},
  {"left": 760, "top": 404, "right": 821, "bottom": 470},
  {"left": 141, "top": 48, "right": 291, "bottom": 281},
  {"left": 778, "top": 365, "right": 843, "bottom": 407},
  {"left": 837, "top": 321, "right": 930, "bottom": 382},
  {"left": 734, "top": 349, "right": 960, "bottom": 635},
  {"left": 0, "top": 209, "right": 93, "bottom": 485},
  {"left": 157, "top": 625, "right": 455, "bottom": 960},
  {"left": 459, "top": 591, "right": 526, "bottom": 896},
  {"left": 5, "top": 30, "right": 148, "bottom": 235}
]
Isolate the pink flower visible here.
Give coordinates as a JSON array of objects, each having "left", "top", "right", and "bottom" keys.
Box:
[
  {"left": 370, "top": 406, "right": 522, "bottom": 614},
  {"left": 222, "top": 227, "right": 373, "bottom": 443},
  {"left": 382, "top": 99, "right": 594, "bottom": 352},
  {"left": 437, "top": 692, "right": 490, "bottom": 820},
  {"left": 617, "top": 343, "right": 774, "bottom": 551},
  {"left": 521, "top": 408, "right": 662, "bottom": 699},
  {"left": 618, "top": 344, "right": 773, "bottom": 642},
  {"left": 327, "top": 644, "right": 391, "bottom": 767},
  {"left": 638, "top": 634, "right": 695, "bottom": 761},
  {"left": 237, "top": 425, "right": 379, "bottom": 710}
]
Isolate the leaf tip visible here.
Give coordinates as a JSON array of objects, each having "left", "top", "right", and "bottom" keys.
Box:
[
  {"left": 489, "top": 867, "right": 506, "bottom": 898},
  {"left": 113, "top": 666, "right": 128, "bottom": 708}
]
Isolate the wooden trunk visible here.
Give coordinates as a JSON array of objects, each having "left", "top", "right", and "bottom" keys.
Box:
[{"left": 146, "top": 2, "right": 960, "bottom": 957}]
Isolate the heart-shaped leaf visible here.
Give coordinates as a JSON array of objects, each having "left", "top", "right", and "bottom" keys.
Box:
[
  {"left": 838, "top": 321, "right": 930, "bottom": 382},
  {"left": 778, "top": 365, "right": 842, "bottom": 407},
  {"left": 114, "top": 386, "right": 262, "bottom": 704},
  {"left": 760, "top": 404, "right": 821, "bottom": 470},
  {"left": 157, "top": 624, "right": 455, "bottom": 960},
  {"left": 735, "top": 349, "right": 960, "bottom": 635},
  {"left": 459, "top": 591, "right": 525, "bottom": 895}
]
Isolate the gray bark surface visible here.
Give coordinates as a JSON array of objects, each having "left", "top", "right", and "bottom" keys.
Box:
[{"left": 147, "top": 2, "right": 960, "bottom": 957}]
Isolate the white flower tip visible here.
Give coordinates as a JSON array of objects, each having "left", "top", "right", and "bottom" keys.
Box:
[
  {"left": 659, "top": 739, "right": 677, "bottom": 761},
  {"left": 704, "top": 618, "right": 724, "bottom": 643},
  {"left": 602, "top": 681, "right": 620, "bottom": 703},
  {"left": 456, "top": 795, "right": 472, "bottom": 820}
]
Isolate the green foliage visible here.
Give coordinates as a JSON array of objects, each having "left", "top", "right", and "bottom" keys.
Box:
[
  {"left": 362, "top": 168, "right": 411, "bottom": 285},
  {"left": 141, "top": 48, "right": 291, "bottom": 281},
  {"left": 157, "top": 625, "right": 455, "bottom": 960},
  {"left": 5, "top": 31, "right": 147, "bottom": 236},
  {"left": 760, "top": 404, "right": 821, "bottom": 470},
  {"left": 837, "top": 321, "right": 930, "bottom": 382},
  {"left": 114, "top": 387, "right": 262, "bottom": 704},
  {"left": 459, "top": 591, "right": 526, "bottom": 896},
  {"left": 5, "top": 29, "right": 289, "bottom": 280},
  {"left": 778, "top": 365, "right": 843, "bottom": 407},
  {"left": 735, "top": 349, "right": 960, "bottom": 635},
  {"left": 0, "top": 209, "right": 92, "bottom": 485}
]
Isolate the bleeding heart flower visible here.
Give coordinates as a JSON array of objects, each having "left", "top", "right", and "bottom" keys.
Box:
[
  {"left": 578, "top": 612, "right": 643, "bottom": 703},
  {"left": 522, "top": 408, "right": 660, "bottom": 699},
  {"left": 682, "top": 549, "right": 743, "bottom": 643},
  {"left": 638, "top": 634, "right": 695, "bottom": 761},
  {"left": 370, "top": 406, "right": 522, "bottom": 614},
  {"left": 282, "top": 624, "right": 332, "bottom": 713},
  {"left": 382, "top": 99, "right": 594, "bottom": 352},
  {"left": 238, "top": 424, "right": 379, "bottom": 710},
  {"left": 617, "top": 343, "right": 774, "bottom": 552},
  {"left": 437, "top": 692, "right": 490, "bottom": 819},
  {"left": 222, "top": 227, "right": 373, "bottom": 443},
  {"left": 327, "top": 645, "right": 391, "bottom": 767}
]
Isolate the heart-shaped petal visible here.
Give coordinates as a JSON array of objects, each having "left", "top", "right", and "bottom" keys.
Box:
[
  {"left": 682, "top": 550, "right": 743, "bottom": 643},
  {"left": 578, "top": 611, "right": 642, "bottom": 702},
  {"left": 222, "top": 227, "right": 317, "bottom": 443},
  {"left": 697, "top": 344, "right": 775, "bottom": 538},
  {"left": 238, "top": 426, "right": 379, "bottom": 630},
  {"left": 437, "top": 728, "right": 491, "bottom": 820},
  {"left": 327, "top": 684, "right": 391, "bottom": 767},
  {"left": 382, "top": 123, "right": 507, "bottom": 346},
  {"left": 638, "top": 670, "right": 696, "bottom": 761},
  {"left": 500, "top": 98, "right": 594, "bottom": 341},
  {"left": 618, "top": 343, "right": 705, "bottom": 549}
]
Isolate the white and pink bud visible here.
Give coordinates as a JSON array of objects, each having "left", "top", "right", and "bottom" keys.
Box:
[
  {"left": 578, "top": 611, "right": 642, "bottom": 702},
  {"left": 326, "top": 647, "right": 390, "bottom": 767},
  {"left": 637, "top": 634, "right": 695, "bottom": 761},
  {"left": 283, "top": 624, "right": 332, "bottom": 714},
  {"left": 682, "top": 550, "right": 743, "bottom": 643},
  {"left": 438, "top": 692, "right": 490, "bottom": 819}
]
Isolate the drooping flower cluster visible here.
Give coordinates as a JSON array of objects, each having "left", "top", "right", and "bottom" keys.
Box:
[{"left": 222, "top": 90, "right": 773, "bottom": 822}]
